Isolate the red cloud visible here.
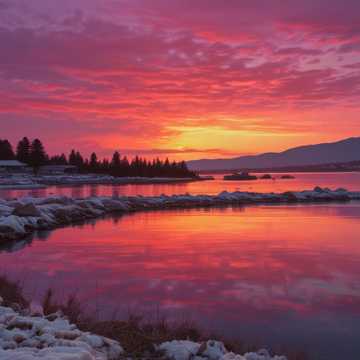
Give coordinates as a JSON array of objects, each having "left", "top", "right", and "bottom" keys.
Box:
[{"left": 0, "top": 0, "right": 359, "bottom": 158}]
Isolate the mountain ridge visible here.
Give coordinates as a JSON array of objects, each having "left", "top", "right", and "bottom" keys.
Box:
[{"left": 187, "top": 137, "right": 360, "bottom": 171}]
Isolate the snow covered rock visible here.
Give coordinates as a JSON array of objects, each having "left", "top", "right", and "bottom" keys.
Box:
[
  {"left": 158, "top": 340, "right": 286, "bottom": 360},
  {"left": 29, "top": 302, "right": 44, "bottom": 317},
  {"left": 197, "top": 340, "right": 227, "bottom": 360},
  {"left": 158, "top": 340, "right": 200, "bottom": 360},
  {"left": 0, "top": 346, "right": 100, "bottom": 359},
  {"left": 0, "top": 205, "right": 13, "bottom": 217},
  {"left": 0, "top": 187, "right": 359, "bottom": 244},
  {"left": 0, "top": 305, "right": 123, "bottom": 360}
]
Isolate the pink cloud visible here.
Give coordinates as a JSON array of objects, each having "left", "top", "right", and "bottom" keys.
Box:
[{"left": 0, "top": 0, "right": 359, "bottom": 158}]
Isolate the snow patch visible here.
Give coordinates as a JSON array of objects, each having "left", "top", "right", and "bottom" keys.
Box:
[
  {"left": 0, "top": 305, "right": 123, "bottom": 360},
  {"left": 158, "top": 340, "right": 287, "bottom": 360},
  {"left": 0, "top": 187, "right": 359, "bottom": 244}
]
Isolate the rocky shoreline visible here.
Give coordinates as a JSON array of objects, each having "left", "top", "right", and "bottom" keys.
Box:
[
  {"left": 0, "top": 300, "right": 286, "bottom": 360},
  {"left": 0, "top": 187, "right": 359, "bottom": 244}
]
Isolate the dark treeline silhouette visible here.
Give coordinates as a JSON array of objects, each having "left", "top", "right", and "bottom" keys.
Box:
[{"left": 0, "top": 137, "right": 197, "bottom": 178}]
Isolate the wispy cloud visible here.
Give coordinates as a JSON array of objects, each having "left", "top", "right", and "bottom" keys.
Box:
[{"left": 0, "top": 0, "right": 359, "bottom": 159}]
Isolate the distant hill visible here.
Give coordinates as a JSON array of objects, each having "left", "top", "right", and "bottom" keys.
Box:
[{"left": 187, "top": 137, "right": 360, "bottom": 171}]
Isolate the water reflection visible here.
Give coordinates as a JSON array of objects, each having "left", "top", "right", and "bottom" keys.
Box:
[
  {"left": 1, "top": 204, "right": 360, "bottom": 359},
  {"left": 1, "top": 172, "right": 360, "bottom": 199}
]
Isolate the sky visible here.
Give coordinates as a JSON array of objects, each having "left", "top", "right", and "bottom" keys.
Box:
[{"left": 0, "top": 0, "right": 360, "bottom": 160}]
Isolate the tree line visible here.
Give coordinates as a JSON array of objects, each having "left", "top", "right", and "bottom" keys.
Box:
[{"left": 0, "top": 138, "right": 197, "bottom": 178}]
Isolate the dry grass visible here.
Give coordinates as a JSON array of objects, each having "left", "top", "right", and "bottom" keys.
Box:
[
  {"left": 40, "top": 290, "right": 202, "bottom": 357},
  {"left": 42, "top": 289, "right": 84, "bottom": 325},
  {"left": 0, "top": 276, "right": 308, "bottom": 360},
  {"left": 0, "top": 275, "right": 28, "bottom": 309},
  {"left": 41, "top": 293, "right": 309, "bottom": 360}
]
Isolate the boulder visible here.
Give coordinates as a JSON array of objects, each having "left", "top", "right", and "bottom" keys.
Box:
[
  {"left": 197, "top": 340, "right": 227, "bottom": 359},
  {"left": 12, "top": 204, "right": 41, "bottom": 217},
  {"left": 283, "top": 191, "right": 298, "bottom": 202}
]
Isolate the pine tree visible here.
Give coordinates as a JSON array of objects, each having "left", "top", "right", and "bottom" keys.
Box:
[
  {"left": 69, "top": 150, "right": 83, "bottom": 169},
  {"left": 30, "top": 139, "right": 48, "bottom": 171},
  {"left": 75, "top": 152, "right": 84, "bottom": 167},
  {"left": 110, "top": 151, "right": 121, "bottom": 176},
  {"left": 0, "top": 139, "right": 15, "bottom": 160},
  {"left": 90, "top": 152, "right": 98, "bottom": 171},
  {"left": 111, "top": 151, "right": 121, "bottom": 167},
  {"left": 59, "top": 153, "right": 67, "bottom": 165},
  {"left": 121, "top": 156, "right": 130, "bottom": 176},
  {"left": 16, "top": 137, "right": 31, "bottom": 163},
  {"left": 49, "top": 153, "right": 68, "bottom": 165},
  {"left": 69, "top": 150, "right": 77, "bottom": 165}
]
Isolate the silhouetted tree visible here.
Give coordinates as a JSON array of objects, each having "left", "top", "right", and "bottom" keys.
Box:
[
  {"left": 49, "top": 153, "right": 67, "bottom": 165},
  {"left": 89, "top": 152, "right": 98, "bottom": 171},
  {"left": 121, "top": 156, "right": 130, "bottom": 176},
  {"left": 0, "top": 137, "right": 197, "bottom": 178},
  {"left": 75, "top": 152, "right": 84, "bottom": 167},
  {"left": 30, "top": 139, "right": 48, "bottom": 172},
  {"left": 68, "top": 149, "right": 84, "bottom": 170},
  {"left": 59, "top": 153, "right": 68, "bottom": 165},
  {"left": 111, "top": 151, "right": 121, "bottom": 167},
  {"left": 16, "top": 137, "right": 31, "bottom": 164},
  {"left": 69, "top": 150, "right": 77, "bottom": 166},
  {"left": 110, "top": 151, "right": 121, "bottom": 176},
  {"left": 0, "top": 139, "right": 15, "bottom": 160}
]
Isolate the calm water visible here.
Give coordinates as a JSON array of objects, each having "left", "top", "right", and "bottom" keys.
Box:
[
  {"left": 1, "top": 203, "right": 360, "bottom": 359},
  {"left": 1, "top": 172, "right": 360, "bottom": 199}
]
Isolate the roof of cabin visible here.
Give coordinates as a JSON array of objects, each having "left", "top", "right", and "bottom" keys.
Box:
[{"left": 0, "top": 160, "right": 27, "bottom": 167}]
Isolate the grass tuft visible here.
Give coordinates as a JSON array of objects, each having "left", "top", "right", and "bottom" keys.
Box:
[
  {"left": 0, "top": 275, "right": 28, "bottom": 309},
  {"left": 0, "top": 276, "right": 307, "bottom": 360}
]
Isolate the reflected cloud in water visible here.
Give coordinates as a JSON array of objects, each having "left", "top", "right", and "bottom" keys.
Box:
[{"left": 1, "top": 204, "right": 360, "bottom": 358}]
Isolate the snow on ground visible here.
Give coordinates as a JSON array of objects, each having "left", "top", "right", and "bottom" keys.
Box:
[
  {"left": 0, "top": 174, "right": 198, "bottom": 189},
  {"left": 0, "top": 175, "right": 46, "bottom": 190},
  {"left": 0, "top": 187, "right": 359, "bottom": 244},
  {"left": 159, "top": 340, "right": 287, "bottom": 360},
  {"left": 0, "top": 299, "right": 287, "bottom": 360},
  {"left": 37, "top": 175, "right": 198, "bottom": 185},
  {"left": 0, "top": 301, "right": 123, "bottom": 360}
]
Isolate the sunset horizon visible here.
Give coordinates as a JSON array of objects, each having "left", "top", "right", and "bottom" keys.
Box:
[{"left": 1, "top": 2, "right": 360, "bottom": 360}]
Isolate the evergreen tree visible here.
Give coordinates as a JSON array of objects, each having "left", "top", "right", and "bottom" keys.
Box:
[
  {"left": 7, "top": 136, "right": 197, "bottom": 178},
  {"left": 30, "top": 138, "right": 48, "bottom": 171},
  {"left": 110, "top": 151, "right": 121, "bottom": 176},
  {"left": 121, "top": 156, "right": 130, "bottom": 176},
  {"left": 69, "top": 150, "right": 77, "bottom": 165},
  {"left": 49, "top": 153, "right": 67, "bottom": 165},
  {"left": 101, "top": 158, "right": 110, "bottom": 172},
  {"left": 89, "top": 152, "right": 98, "bottom": 171},
  {"left": 75, "top": 152, "right": 84, "bottom": 167},
  {"left": 59, "top": 153, "right": 68, "bottom": 165},
  {"left": 163, "top": 158, "right": 171, "bottom": 176},
  {"left": 111, "top": 151, "right": 121, "bottom": 168},
  {"left": 16, "top": 137, "right": 31, "bottom": 163},
  {"left": 69, "top": 150, "right": 84, "bottom": 169},
  {"left": 0, "top": 139, "right": 15, "bottom": 160}
]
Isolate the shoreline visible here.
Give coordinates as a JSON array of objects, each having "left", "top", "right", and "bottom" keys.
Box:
[
  {"left": 0, "top": 275, "right": 293, "bottom": 360},
  {"left": 0, "top": 174, "right": 209, "bottom": 190},
  {"left": 0, "top": 187, "right": 359, "bottom": 245},
  {"left": 0, "top": 184, "right": 47, "bottom": 190},
  {"left": 0, "top": 303, "right": 288, "bottom": 360}
]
